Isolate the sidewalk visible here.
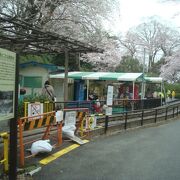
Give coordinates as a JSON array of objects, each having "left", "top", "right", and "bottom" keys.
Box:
[{"left": 33, "top": 118, "right": 180, "bottom": 180}]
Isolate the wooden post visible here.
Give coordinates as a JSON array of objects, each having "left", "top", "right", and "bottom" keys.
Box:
[
  {"left": 9, "top": 53, "right": 19, "bottom": 179},
  {"left": 125, "top": 112, "right": 128, "bottom": 130},
  {"left": 57, "top": 122, "right": 62, "bottom": 146},
  {"left": 18, "top": 120, "right": 25, "bottom": 167},
  {"left": 155, "top": 109, "right": 157, "bottom": 123},
  {"left": 141, "top": 109, "right": 144, "bottom": 126},
  {"left": 105, "top": 115, "right": 109, "bottom": 134}
]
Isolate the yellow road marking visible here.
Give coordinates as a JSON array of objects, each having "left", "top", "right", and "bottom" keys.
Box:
[{"left": 39, "top": 140, "right": 89, "bottom": 165}]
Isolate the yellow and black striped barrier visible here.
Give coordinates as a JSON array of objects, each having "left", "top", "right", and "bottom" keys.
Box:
[
  {"left": 18, "top": 111, "right": 61, "bottom": 167},
  {"left": 0, "top": 132, "right": 9, "bottom": 173},
  {"left": 75, "top": 111, "right": 87, "bottom": 134},
  {"left": 23, "top": 115, "right": 55, "bottom": 131},
  {"left": 23, "top": 101, "right": 54, "bottom": 117},
  {"left": 18, "top": 108, "right": 89, "bottom": 167}
]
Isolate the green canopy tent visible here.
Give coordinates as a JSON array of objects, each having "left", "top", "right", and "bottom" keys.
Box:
[
  {"left": 144, "top": 77, "right": 163, "bottom": 83},
  {"left": 144, "top": 76, "right": 165, "bottom": 105},
  {"left": 50, "top": 71, "right": 143, "bottom": 81},
  {"left": 50, "top": 71, "right": 143, "bottom": 100}
]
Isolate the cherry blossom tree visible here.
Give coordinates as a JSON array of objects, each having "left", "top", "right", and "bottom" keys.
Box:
[
  {"left": 119, "top": 31, "right": 139, "bottom": 58},
  {"left": 0, "top": 0, "right": 119, "bottom": 43},
  {"left": 118, "top": 19, "right": 162, "bottom": 73},
  {"left": 119, "top": 18, "right": 180, "bottom": 75},
  {"left": 160, "top": 52, "right": 180, "bottom": 83},
  {"left": 133, "top": 20, "right": 162, "bottom": 69},
  {"left": 0, "top": 0, "right": 122, "bottom": 70},
  {"left": 157, "top": 24, "right": 180, "bottom": 57},
  {"left": 80, "top": 35, "right": 122, "bottom": 71}
]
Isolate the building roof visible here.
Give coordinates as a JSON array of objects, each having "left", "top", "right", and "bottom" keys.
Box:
[
  {"left": 19, "top": 61, "right": 64, "bottom": 71},
  {"left": 50, "top": 71, "right": 143, "bottom": 81}
]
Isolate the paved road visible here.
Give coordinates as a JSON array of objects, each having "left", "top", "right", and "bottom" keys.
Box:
[{"left": 34, "top": 119, "right": 180, "bottom": 180}]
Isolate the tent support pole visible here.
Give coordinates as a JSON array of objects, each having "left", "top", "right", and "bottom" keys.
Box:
[
  {"left": 161, "top": 82, "right": 163, "bottom": 106},
  {"left": 133, "top": 81, "right": 135, "bottom": 100},
  {"left": 162, "top": 81, "right": 166, "bottom": 105},
  {"left": 64, "top": 49, "right": 69, "bottom": 102},
  {"left": 132, "top": 81, "right": 135, "bottom": 111},
  {"left": 87, "top": 80, "right": 89, "bottom": 100}
]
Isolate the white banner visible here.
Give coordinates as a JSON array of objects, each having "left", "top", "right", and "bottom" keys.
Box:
[
  {"left": 56, "top": 110, "right": 64, "bottom": 122},
  {"left": 64, "top": 111, "right": 76, "bottom": 126},
  {"left": 106, "top": 85, "right": 114, "bottom": 106}
]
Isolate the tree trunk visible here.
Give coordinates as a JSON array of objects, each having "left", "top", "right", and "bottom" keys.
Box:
[{"left": 75, "top": 53, "right": 80, "bottom": 70}]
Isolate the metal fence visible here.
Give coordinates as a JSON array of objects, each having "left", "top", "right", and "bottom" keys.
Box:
[
  {"left": 100, "top": 101, "right": 180, "bottom": 134},
  {"left": 53, "top": 98, "right": 164, "bottom": 114}
]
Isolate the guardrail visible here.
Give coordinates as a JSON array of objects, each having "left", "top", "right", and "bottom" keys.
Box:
[
  {"left": 21, "top": 98, "right": 178, "bottom": 118},
  {"left": 53, "top": 98, "right": 165, "bottom": 114},
  {"left": 98, "top": 101, "right": 180, "bottom": 134},
  {"left": 19, "top": 101, "right": 180, "bottom": 139}
]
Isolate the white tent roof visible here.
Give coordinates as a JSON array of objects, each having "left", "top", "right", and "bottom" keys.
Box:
[{"left": 144, "top": 77, "right": 163, "bottom": 83}]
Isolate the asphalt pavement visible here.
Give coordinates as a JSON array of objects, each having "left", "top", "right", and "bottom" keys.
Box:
[{"left": 33, "top": 118, "right": 180, "bottom": 180}]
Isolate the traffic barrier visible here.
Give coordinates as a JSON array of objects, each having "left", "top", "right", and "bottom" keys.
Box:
[
  {"left": 79, "top": 113, "right": 104, "bottom": 137},
  {"left": 23, "top": 101, "right": 54, "bottom": 117},
  {"left": 0, "top": 132, "right": 9, "bottom": 173},
  {"left": 63, "top": 108, "right": 89, "bottom": 137},
  {"left": 18, "top": 111, "right": 62, "bottom": 167},
  {"left": 75, "top": 111, "right": 87, "bottom": 134},
  {"left": 80, "top": 115, "right": 95, "bottom": 137}
]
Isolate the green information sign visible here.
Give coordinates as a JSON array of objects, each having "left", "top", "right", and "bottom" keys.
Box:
[{"left": 0, "top": 48, "right": 16, "bottom": 121}]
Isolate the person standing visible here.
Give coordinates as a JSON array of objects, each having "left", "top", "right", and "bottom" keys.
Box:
[
  {"left": 172, "top": 90, "right": 176, "bottom": 100},
  {"left": 41, "top": 80, "right": 55, "bottom": 101},
  {"left": 167, "top": 89, "right": 171, "bottom": 98}
]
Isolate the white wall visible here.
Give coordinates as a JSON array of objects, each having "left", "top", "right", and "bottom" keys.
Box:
[
  {"left": 51, "top": 79, "right": 64, "bottom": 101},
  {"left": 50, "top": 78, "right": 75, "bottom": 102},
  {"left": 20, "top": 66, "right": 73, "bottom": 101},
  {"left": 20, "top": 66, "right": 49, "bottom": 95}
]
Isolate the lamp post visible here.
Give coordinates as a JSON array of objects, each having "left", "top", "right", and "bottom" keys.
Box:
[{"left": 141, "top": 48, "right": 146, "bottom": 99}]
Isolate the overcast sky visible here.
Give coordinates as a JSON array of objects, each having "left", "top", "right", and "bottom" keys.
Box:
[{"left": 108, "top": 0, "right": 180, "bottom": 34}]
